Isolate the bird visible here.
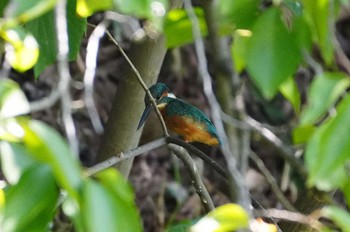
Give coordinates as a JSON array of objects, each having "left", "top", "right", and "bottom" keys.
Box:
[{"left": 137, "top": 83, "right": 220, "bottom": 146}]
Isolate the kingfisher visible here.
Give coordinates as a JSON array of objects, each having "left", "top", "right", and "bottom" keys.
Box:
[{"left": 137, "top": 83, "right": 220, "bottom": 146}]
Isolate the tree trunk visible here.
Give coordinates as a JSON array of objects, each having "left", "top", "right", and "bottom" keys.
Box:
[{"left": 96, "top": 35, "right": 168, "bottom": 177}]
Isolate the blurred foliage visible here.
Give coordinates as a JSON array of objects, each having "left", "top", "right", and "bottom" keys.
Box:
[
  {"left": 0, "top": 0, "right": 350, "bottom": 231},
  {"left": 0, "top": 80, "right": 142, "bottom": 231}
]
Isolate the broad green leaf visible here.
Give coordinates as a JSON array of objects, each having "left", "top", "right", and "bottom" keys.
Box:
[
  {"left": 0, "top": 79, "right": 29, "bottom": 118},
  {"left": 293, "top": 15, "right": 312, "bottom": 53},
  {"left": 0, "top": 0, "right": 9, "bottom": 17},
  {"left": 4, "top": 0, "right": 57, "bottom": 23},
  {"left": 246, "top": 7, "right": 302, "bottom": 99},
  {"left": 95, "top": 169, "right": 142, "bottom": 232},
  {"left": 306, "top": 94, "right": 350, "bottom": 191},
  {"left": 300, "top": 72, "right": 350, "bottom": 125},
  {"left": 26, "top": 0, "right": 86, "bottom": 77},
  {"left": 302, "top": 0, "right": 333, "bottom": 65},
  {"left": 16, "top": 119, "right": 82, "bottom": 200},
  {"left": 114, "top": 0, "right": 167, "bottom": 19},
  {"left": 232, "top": 29, "right": 251, "bottom": 73},
  {"left": 190, "top": 204, "right": 249, "bottom": 232},
  {"left": 1, "top": 165, "right": 58, "bottom": 232},
  {"left": 293, "top": 124, "right": 315, "bottom": 144},
  {"left": 76, "top": 0, "right": 112, "bottom": 17},
  {"left": 218, "top": 0, "right": 260, "bottom": 29},
  {"left": 322, "top": 206, "right": 350, "bottom": 232},
  {"left": 1, "top": 28, "right": 39, "bottom": 72},
  {"left": 82, "top": 179, "right": 140, "bottom": 232},
  {"left": 279, "top": 77, "right": 301, "bottom": 114},
  {"left": 0, "top": 142, "right": 36, "bottom": 184},
  {"left": 164, "top": 8, "right": 207, "bottom": 48}
]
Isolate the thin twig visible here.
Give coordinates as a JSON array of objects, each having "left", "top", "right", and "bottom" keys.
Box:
[
  {"left": 168, "top": 144, "right": 215, "bottom": 213},
  {"left": 304, "top": 52, "right": 323, "bottom": 76},
  {"left": 334, "top": 37, "right": 350, "bottom": 75},
  {"left": 83, "top": 19, "right": 110, "bottom": 134},
  {"left": 244, "top": 116, "right": 307, "bottom": 179},
  {"left": 253, "top": 208, "right": 324, "bottom": 230},
  {"left": 54, "top": 1, "right": 78, "bottom": 156},
  {"left": 183, "top": 0, "right": 251, "bottom": 213},
  {"left": 85, "top": 137, "right": 167, "bottom": 176},
  {"left": 221, "top": 110, "right": 306, "bottom": 179},
  {"left": 166, "top": 137, "right": 229, "bottom": 179},
  {"left": 249, "top": 151, "right": 297, "bottom": 211}
]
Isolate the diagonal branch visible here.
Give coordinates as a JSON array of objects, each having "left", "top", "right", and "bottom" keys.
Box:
[
  {"left": 168, "top": 143, "right": 215, "bottom": 212},
  {"left": 253, "top": 208, "right": 323, "bottom": 230},
  {"left": 183, "top": 0, "right": 251, "bottom": 213},
  {"left": 104, "top": 12, "right": 169, "bottom": 137},
  {"left": 250, "top": 151, "right": 297, "bottom": 211},
  {"left": 166, "top": 137, "right": 228, "bottom": 179},
  {"left": 85, "top": 137, "right": 167, "bottom": 176}
]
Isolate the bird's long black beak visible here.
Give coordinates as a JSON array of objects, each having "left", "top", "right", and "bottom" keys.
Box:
[{"left": 137, "top": 105, "right": 153, "bottom": 130}]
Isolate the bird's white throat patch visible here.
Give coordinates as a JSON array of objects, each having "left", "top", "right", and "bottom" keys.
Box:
[{"left": 167, "top": 93, "right": 177, "bottom": 99}]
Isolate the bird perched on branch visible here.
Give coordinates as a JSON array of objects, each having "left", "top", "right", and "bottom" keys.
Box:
[{"left": 137, "top": 83, "right": 220, "bottom": 146}]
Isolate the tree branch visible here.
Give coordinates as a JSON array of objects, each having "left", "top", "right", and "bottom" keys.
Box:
[
  {"left": 244, "top": 116, "right": 307, "bottom": 179},
  {"left": 253, "top": 208, "right": 323, "bottom": 231},
  {"left": 83, "top": 20, "right": 110, "bottom": 134},
  {"left": 168, "top": 144, "right": 215, "bottom": 213},
  {"left": 183, "top": 0, "right": 251, "bottom": 213},
  {"left": 249, "top": 151, "right": 297, "bottom": 211},
  {"left": 166, "top": 137, "right": 228, "bottom": 179},
  {"left": 86, "top": 137, "right": 167, "bottom": 176}
]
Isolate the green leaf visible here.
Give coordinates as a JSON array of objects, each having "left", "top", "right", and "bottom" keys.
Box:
[
  {"left": 306, "top": 94, "right": 350, "bottom": 191},
  {"left": 164, "top": 8, "right": 207, "bottom": 48},
  {"left": 4, "top": 0, "right": 57, "bottom": 23},
  {"left": 1, "top": 27, "right": 39, "bottom": 72},
  {"left": 293, "top": 14, "right": 312, "bottom": 53},
  {"left": 24, "top": 11, "right": 55, "bottom": 76},
  {"left": 302, "top": 0, "right": 334, "bottom": 65},
  {"left": 322, "top": 206, "right": 350, "bottom": 232},
  {"left": 190, "top": 204, "right": 249, "bottom": 232},
  {"left": 95, "top": 169, "right": 142, "bottom": 232},
  {"left": 25, "top": 0, "right": 86, "bottom": 77},
  {"left": 293, "top": 124, "right": 315, "bottom": 144},
  {"left": 18, "top": 119, "right": 82, "bottom": 200},
  {"left": 82, "top": 177, "right": 141, "bottom": 232},
  {"left": 76, "top": 0, "right": 112, "bottom": 17},
  {"left": 246, "top": 7, "right": 302, "bottom": 99},
  {"left": 0, "top": 0, "right": 9, "bottom": 17},
  {"left": 0, "top": 142, "right": 36, "bottom": 184},
  {"left": 114, "top": 0, "right": 167, "bottom": 19},
  {"left": 232, "top": 30, "right": 251, "bottom": 73},
  {"left": 1, "top": 165, "right": 58, "bottom": 232},
  {"left": 0, "top": 79, "right": 29, "bottom": 118},
  {"left": 218, "top": 0, "right": 260, "bottom": 29},
  {"left": 279, "top": 77, "right": 301, "bottom": 114},
  {"left": 300, "top": 72, "right": 350, "bottom": 125}
]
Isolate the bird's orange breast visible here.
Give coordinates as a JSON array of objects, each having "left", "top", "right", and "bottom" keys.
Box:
[{"left": 161, "top": 112, "right": 219, "bottom": 146}]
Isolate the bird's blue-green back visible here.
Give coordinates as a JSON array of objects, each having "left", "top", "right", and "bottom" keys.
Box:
[{"left": 159, "top": 97, "right": 219, "bottom": 140}]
